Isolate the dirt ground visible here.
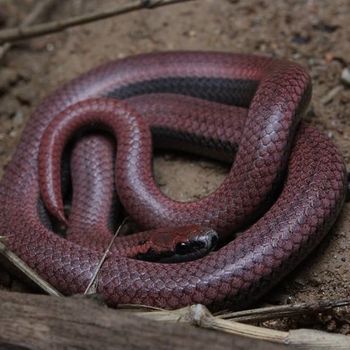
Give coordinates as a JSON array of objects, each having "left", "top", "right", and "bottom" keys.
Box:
[{"left": 0, "top": 0, "right": 349, "bottom": 333}]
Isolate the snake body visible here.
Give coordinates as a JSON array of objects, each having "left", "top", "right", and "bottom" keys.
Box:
[{"left": 0, "top": 52, "right": 346, "bottom": 309}]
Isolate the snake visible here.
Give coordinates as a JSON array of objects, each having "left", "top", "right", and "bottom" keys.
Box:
[{"left": 0, "top": 52, "right": 346, "bottom": 310}]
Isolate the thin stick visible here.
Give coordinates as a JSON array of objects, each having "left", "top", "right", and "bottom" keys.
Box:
[
  {"left": 84, "top": 217, "right": 128, "bottom": 295},
  {"left": 195, "top": 307, "right": 350, "bottom": 349},
  {"left": 320, "top": 85, "right": 343, "bottom": 105},
  {"left": 136, "top": 304, "right": 350, "bottom": 348},
  {"left": 0, "top": 0, "right": 57, "bottom": 60},
  {"left": 197, "top": 311, "right": 287, "bottom": 344},
  {"left": 137, "top": 304, "right": 288, "bottom": 344},
  {"left": 0, "top": 240, "right": 62, "bottom": 296},
  {"left": 217, "top": 299, "right": 350, "bottom": 322},
  {"left": 0, "top": 0, "right": 194, "bottom": 45}
]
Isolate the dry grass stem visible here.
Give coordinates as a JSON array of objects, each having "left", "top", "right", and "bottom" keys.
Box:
[
  {"left": 0, "top": 241, "right": 62, "bottom": 296},
  {"left": 135, "top": 304, "right": 350, "bottom": 348},
  {"left": 0, "top": 0, "right": 57, "bottom": 60},
  {"left": 84, "top": 217, "right": 128, "bottom": 295},
  {"left": 217, "top": 299, "right": 350, "bottom": 322},
  {"left": 0, "top": 0, "right": 194, "bottom": 45}
]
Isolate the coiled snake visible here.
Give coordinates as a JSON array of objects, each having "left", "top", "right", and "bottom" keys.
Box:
[{"left": 0, "top": 52, "right": 346, "bottom": 309}]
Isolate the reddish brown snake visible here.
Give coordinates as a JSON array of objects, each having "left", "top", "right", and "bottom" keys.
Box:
[{"left": 0, "top": 52, "right": 346, "bottom": 309}]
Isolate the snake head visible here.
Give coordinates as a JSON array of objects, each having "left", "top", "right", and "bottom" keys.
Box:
[{"left": 136, "top": 225, "right": 218, "bottom": 263}]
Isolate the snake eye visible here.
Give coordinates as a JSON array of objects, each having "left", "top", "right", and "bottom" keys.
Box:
[
  {"left": 175, "top": 242, "right": 193, "bottom": 255},
  {"left": 175, "top": 240, "right": 206, "bottom": 255}
]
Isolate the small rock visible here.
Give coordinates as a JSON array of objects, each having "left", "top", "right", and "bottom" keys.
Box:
[
  {"left": 12, "top": 111, "right": 24, "bottom": 126},
  {"left": 324, "top": 52, "right": 334, "bottom": 63},
  {"left": 188, "top": 30, "right": 197, "bottom": 37},
  {"left": 183, "top": 30, "right": 197, "bottom": 38},
  {"left": 341, "top": 67, "right": 350, "bottom": 86}
]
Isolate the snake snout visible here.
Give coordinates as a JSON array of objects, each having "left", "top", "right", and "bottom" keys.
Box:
[{"left": 195, "top": 229, "right": 218, "bottom": 251}]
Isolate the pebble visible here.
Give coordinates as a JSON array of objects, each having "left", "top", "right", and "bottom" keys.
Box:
[
  {"left": 188, "top": 30, "right": 197, "bottom": 37},
  {"left": 341, "top": 67, "right": 350, "bottom": 86},
  {"left": 46, "top": 43, "right": 55, "bottom": 52},
  {"left": 12, "top": 111, "right": 24, "bottom": 126}
]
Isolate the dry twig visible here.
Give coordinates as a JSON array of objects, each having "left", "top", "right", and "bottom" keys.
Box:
[
  {"left": 320, "top": 85, "right": 343, "bottom": 105},
  {"left": 0, "top": 0, "right": 194, "bottom": 45},
  {"left": 216, "top": 299, "right": 350, "bottom": 322},
  {"left": 0, "top": 0, "right": 57, "bottom": 60},
  {"left": 84, "top": 217, "right": 128, "bottom": 295},
  {"left": 136, "top": 304, "right": 350, "bottom": 349},
  {"left": 0, "top": 240, "right": 62, "bottom": 296}
]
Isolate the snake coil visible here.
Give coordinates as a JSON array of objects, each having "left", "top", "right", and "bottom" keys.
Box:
[{"left": 0, "top": 52, "right": 346, "bottom": 309}]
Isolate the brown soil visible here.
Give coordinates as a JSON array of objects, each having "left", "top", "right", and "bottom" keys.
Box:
[{"left": 0, "top": 0, "right": 349, "bottom": 333}]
